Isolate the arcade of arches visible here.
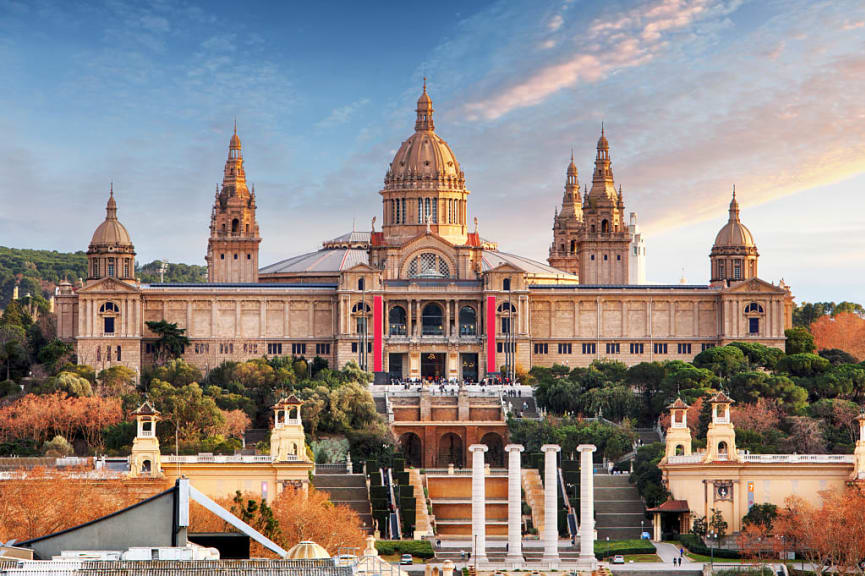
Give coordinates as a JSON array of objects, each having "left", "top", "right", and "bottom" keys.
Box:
[{"left": 398, "top": 429, "right": 506, "bottom": 468}]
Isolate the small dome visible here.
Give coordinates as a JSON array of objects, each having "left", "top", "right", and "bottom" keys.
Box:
[
  {"left": 230, "top": 132, "right": 241, "bottom": 149},
  {"left": 286, "top": 541, "right": 330, "bottom": 560},
  {"left": 89, "top": 188, "right": 133, "bottom": 250},
  {"left": 713, "top": 190, "right": 755, "bottom": 249}
]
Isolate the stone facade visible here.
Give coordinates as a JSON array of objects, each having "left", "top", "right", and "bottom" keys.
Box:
[{"left": 55, "top": 83, "right": 794, "bottom": 379}]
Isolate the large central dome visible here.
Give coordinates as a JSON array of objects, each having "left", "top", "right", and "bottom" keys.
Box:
[{"left": 384, "top": 80, "right": 464, "bottom": 188}]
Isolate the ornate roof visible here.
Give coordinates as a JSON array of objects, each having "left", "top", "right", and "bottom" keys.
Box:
[
  {"left": 713, "top": 188, "right": 755, "bottom": 250},
  {"left": 709, "top": 390, "right": 735, "bottom": 404},
  {"left": 646, "top": 499, "right": 690, "bottom": 513},
  {"left": 668, "top": 397, "right": 689, "bottom": 410},
  {"left": 89, "top": 187, "right": 134, "bottom": 251},
  {"left": 132, "top": 399, "right": 159, "bottom": 416},
  {"left": 384, "top": 81, "right": 465, "bottom": 190},
  {"left": 259, "top": 246, "right": 368, "bottom": 276},
  {"left": 285, "top": 541, "right": 329, "bottom": 560}
]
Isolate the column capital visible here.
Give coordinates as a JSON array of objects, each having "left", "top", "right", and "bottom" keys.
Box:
[
  {"left": 505, "top": 443, "right": 524, "bottom": 453},
  {"left": 469, "top": 444, "right": 488, "bottom": 453},
  {"left": 577, "top": 444, "right": 597, "bottom": 453},
  {"left": 541, "top": 444, "right": 561, "bottom": 453}
]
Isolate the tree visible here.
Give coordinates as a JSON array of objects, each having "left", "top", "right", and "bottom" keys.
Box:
[
  {"left": 98, "top": 365, "right": 137, "bottom": 397},
  {"left": 146, "top": 358, "right": 202, "bottom": 389},
  {"left": 147, "top": 379, "right": 225, "bottom": 445},
  {"left": 630, "top": 442, "right": 668, "bottom": 508},
  {"left": 775, "top": 353, "right": 830, "bottom": 378},
  {"left": 811, "top": 311, "right": 865, "bottom": 361},
  {"left": 0, "top": 324, "right": 26, "bottom": 381},
  {"left": 693, "top": 345, "right": 748, "bottom": 378},
  {"left": 785, "top": 327, "right": 815, "bottom": 355},
  {"left": 742, "top": 502, "right": 777, "bottom": 531},
  {"left": 783, "top": 416, "right": 827, "bottom": 454},
  {"left": 729, "top": 341, "right": 784, "bottom": 370},
  {"left": 144, "top": 320, "right": 190, "bottom": 364},
  {"left": 42, "top": 435, "right": 74, "bottom": 457},
  {"left": 219, "top": 409, "right": 251, "bottom": 439},
  {"left": 54, "top": 370, "right": 93, "bottom": 397},
  {"left": 731, "top": 398, "right": 781, "bottom": 435},
  {"left": 819, "top": 348, "right": 859, "bottom": 365},
  {"left": 708, "top": 508, "right": 728, "bottom": 538},
  {"left": 36, "top": 339, "right": 73, "bottom": 374}
]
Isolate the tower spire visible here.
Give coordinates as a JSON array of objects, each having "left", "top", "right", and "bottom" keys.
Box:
[
  {"left": 106, "top": 183, "right": 117, "bottom": 220},
  {"left": 728, "top": 185, "right": 740, "bottom": 220},
  {"left": 415, "top": 78, "right": 434, "bottom": 131}
]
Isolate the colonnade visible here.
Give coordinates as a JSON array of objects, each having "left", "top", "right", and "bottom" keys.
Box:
[{"left": 468, "top": 442, "right": 597, "bottom": 569}]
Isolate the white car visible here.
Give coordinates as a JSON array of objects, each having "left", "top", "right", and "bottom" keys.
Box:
[
  {"left": 612, "top": 555, "right": 625, "bottom": 564},
  {"left": 400, "top": 554, "right": 413, "bottom": 565}
]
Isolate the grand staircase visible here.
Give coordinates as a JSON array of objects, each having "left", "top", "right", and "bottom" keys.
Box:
[
  {"left": 593, "top": 473, "right": 646, "bottom": 540},
  {"left": 311, "top": 473, "right": 373, "bottom": 533}
]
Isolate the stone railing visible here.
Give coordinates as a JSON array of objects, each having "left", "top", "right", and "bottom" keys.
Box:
[
  {"left": 162, "top": 454, "right": 278, "bottom": 464},
  {"left": 667, "top": 454, "right": 705, "bottom": 464},
  {"left": 314, "top": 462, "right": 349, "bottom": 474},
  {"left": 739, "top": 454, "right": 855, "bottom": 464}
]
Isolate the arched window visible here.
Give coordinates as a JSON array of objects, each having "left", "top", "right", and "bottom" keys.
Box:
[
  {"left": 745, "top": 302, "right": 764, "bottom": 335},
  {"left": 497, "top": 302, "right": 516, "bottom": 334},
  {"left": 502, "top": 278, "right": 511, "bottom": 291},
  {"left": 459, "top": 306, "right": 477, "bottom": 336},
  {"left": 389, "top": 306, "right": 407, "bottom": 336},
  {"left": 601, "top": 219, "right": 610, "bottom": 233},
  {"left": 421, "top": 303, "right": 444, "bottom": 336},
  {"left": 407, "top": 253, "right": 450, "bottom": 278},
  {"left": 352, "top": 302, "right": 370, "bottom": 335},
  {"left": 497, "top": 302, "right": 516, "bottom": 313},
  {"left": 717, "top": 441, "right": 728, "bottom": 459},
  {"left": 744, "top": 302, "right": 764, "bottom": 313},
  {"left": 232, "top": 219, "right": 239, "bottom": 235},
  {"left": 100, "top": 302, "right": 119, "bottom": 313},
  {"left": 675, "top": 444, "right": 685, "bottom": 456}
]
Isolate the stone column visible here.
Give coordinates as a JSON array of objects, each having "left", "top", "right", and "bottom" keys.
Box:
[
  {"left": 578, "top": 444, "right": 597, "bottom": 566},
  {"left": 541, "top": 444, "right": 560, "bottom": 564},
  {"left": 469, "top": 444, "right": 488, "bottom": 564},
  {"left": 505, "top": 444, "right": 524, "bottom": 563}
]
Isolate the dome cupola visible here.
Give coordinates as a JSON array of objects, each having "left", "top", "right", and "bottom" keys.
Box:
[
  {"left": 710, "top": 186, "right": 758, "bottom": 283},
  {"left": 87, "top": 184, "right": 136, "bottom": 281}
]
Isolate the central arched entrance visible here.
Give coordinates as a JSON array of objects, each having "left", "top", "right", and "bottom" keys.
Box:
[
  {"left": 421, "top": 352, "right": 446, "bottom": 380},
  {"left": 481, "top": 432, "right": 505, "bottom": 467},
  {"left": 437, "top": 432, "right": 463, "bottom": 467},
  {"left": 399, "top": 432, "right": 423, "bottom": 468}
]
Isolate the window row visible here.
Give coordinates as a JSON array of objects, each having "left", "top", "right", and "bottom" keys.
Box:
[
  {"left": 588, "top": 254, "right": 623, "bottom": 261},
  {"left": 96, "top": 345, "right": 122, "bottom": 362},
  {"left": 91, "top": 258, "right": 132, "bottom": 279},
  {"left": 387, "top": 304, "right": 477, "bottom": 336},
  {"left": 524, "top": 342, "right": 715, "bottom": 356},
  {"left": 219, "top": 253, "right": 252, "bottom": 260},
  {"left": 351, "top": 342, "right": 373, "bottom": 353},
  {"left": 386, "top": 197, "right": 464, "bottom": 226}
]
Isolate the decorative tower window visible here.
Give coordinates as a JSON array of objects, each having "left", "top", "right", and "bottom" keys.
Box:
[{"left": 107, "top": 258, "right": 115, "bottom": 277}]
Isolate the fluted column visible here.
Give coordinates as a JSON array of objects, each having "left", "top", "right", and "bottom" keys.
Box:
[
  {"left": 578, "top": 444, "right": 597, "bottom": 567},
  {"left": 541, "top": 444, "right": 560, "bottom": 563},
  {"left": 505, "top": 444, "right": 524, "bottom": 562},
  {"left": 469, "top": 444, "right": 488, "bottom": 563}
]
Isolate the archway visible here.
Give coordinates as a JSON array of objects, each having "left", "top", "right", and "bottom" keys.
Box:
[
  {"left": 675, "top": 444, "right": 685, "bottom": 456},
  {"left": 421, "top": 352, "right": 445, "bottom": 380},
  {"left": 481, "top": 433, "right": 504, "bottom": 467},
  {"left": 437, "top": 433, "right": 463, "bottom": 467},
  {"left": 389, "top": 306, "right": 407, "bottom": 336},
  {"left": 400, "top": 433, "right": 423, "bottom": 468},
  {"left": 422, "top": 303, "right": 444, "bottom": 336},
  {"left": 459, "top": 306, "right": 477, "bottom": 336},
  {"left": 717, "top": 441, "right": 728, "bottom": 459}
]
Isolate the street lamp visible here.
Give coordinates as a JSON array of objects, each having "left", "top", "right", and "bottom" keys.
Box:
[
  {"left": 606, "top": 536, "right": 610, "bottom": 561},
  {"left": 707, "top": 529, "right": 716, "bottom": 569}
]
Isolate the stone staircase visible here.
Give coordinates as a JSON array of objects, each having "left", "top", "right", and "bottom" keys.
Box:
[
  {"left": 312, "top": 473, "right": 373, "bottom": 533},
  {"left": 504, "top": 394, "right": 540, "bottom": 419},
  {"left": 593, "top": 473, "right": 646, "bottom": 540},
  {"left": 408, "top": 468, "right": 433, "bottom": 537},
  {"left": 521, "top": 468, "right": 545, "bottom": 534},
  {"left": 635, "top": 427, "right": 661, "bottom": 446}
]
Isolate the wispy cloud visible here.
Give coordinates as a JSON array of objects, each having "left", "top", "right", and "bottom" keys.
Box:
[{"left": 316, "top": 98, "right": 371, "bottom": 130}]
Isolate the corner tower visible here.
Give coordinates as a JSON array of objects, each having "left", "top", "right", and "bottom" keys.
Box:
[
  {"left": 380, "top": 80, "right": 469, "bottom": 246},
  {"left": 206, "top": 124, "right": 261, "bottom": 283},
  {"left": 548, "top": 152, "right": 583, "bottom": 276},
  {"left": 578, "top": 126, "right": 630, "bottom": 284},
  {"left": 710, "top": 187, "right": 758, "bottom": 284}
]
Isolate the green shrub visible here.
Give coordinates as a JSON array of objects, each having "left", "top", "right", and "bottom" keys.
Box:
[
  {"left": 680, "top": 533, "right": 741, "bottom": 559},
  {"left": 374, "top": 539, "right": 434, "bottom": 559},
  {"left": 593, "top": 538, "right": 655, "bottom": 559},
  {"left": 0, "top": 379, "right": 19, "bottom": 397}
]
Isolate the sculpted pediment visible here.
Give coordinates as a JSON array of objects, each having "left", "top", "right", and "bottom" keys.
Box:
[
  {"left": 721, "top": 277, "right": 785, "bottom": 294},
  {"left": 77, "top": 277, "right": 140, "bottom": 294},
  {"left": 399, "top": 231, "right": 458, "bottom": 253}
]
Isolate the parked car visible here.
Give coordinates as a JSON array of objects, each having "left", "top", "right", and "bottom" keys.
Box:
[
  {"left": 400, "top": 554, "right": 413, "bottom": 565},
  {"left": 612, "top": 555, "right": 625, "bottom": 564}
]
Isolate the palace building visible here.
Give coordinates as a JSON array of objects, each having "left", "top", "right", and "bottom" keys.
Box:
[{"left": 55, "top": 82, "right": 794, "bottom": 379}]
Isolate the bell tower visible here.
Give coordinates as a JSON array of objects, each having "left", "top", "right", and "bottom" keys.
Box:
[
  {"left": 206, "top": 123, "right": 261, "bottom": 283},
  {"left": 270, "top": 395, "right": 308, "bottom": 462},
  {"left": 548, "top": 152, "right": 582, "bottom": 276},
  {"left": 852, "top": 412, "right": 865, "bottom": 481},
  {"left": 664, "top": 398, "right": 693, "bottom": 460},
  {"left": 129, "top": 400, "right": 161, "bottom": 478},
  {"left": 578, "top": 126, "right": 630, "bottom": 284},
  {"left": 705, "top": 391, "right": 737, "bottom": 463}
]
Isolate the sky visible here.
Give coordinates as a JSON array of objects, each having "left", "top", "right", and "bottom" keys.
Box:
[{"left": 0, "top": 0, "right": 864, "bottom": 302}]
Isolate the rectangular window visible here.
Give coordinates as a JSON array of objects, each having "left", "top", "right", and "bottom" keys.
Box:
[
  {"left": 351, "top": 342, "right": 358, "bottom": 353},
  {"left": 432, "top": 198, "right": 437, "bottom": 223},
  {"left": 702, "top": 343, "right": 714, "bottom": 352},
  {"left": 123, "top": 261, "right": 129, "bottom": 278},
  {"left": 316, "top": 343, "right": 330, "bottom": 355},
  {"left": 496, "top": 342, "right": 503, "bottom": 353},
  {"left": 558, "top": 343, "right": 572, "bottom": 354},
  {"left": 501, "top": 317, "right": 510, "bottom": 334},
  {"left": 629, "top": 343, "right": 644, "bottom": 354},
  {"left": 582, "top": 343, "right": 596, "bottom": 354},
  {"left": 734, "top": 260, "right": 742, "bottom": 279},
  {"left": 533, "top": 343, "right": 548, "bottom": 354},
  {"left": 605, "top": 343, "right": 620, "bottom": 354},
  {"left": 107, "top": 258, "right": 115, "bottom": 277},
  {"left": 103, "top": 317, "right": 114, "bottom": 334},
  {"left": 417, "top": 199, "right": 422, "bottom": 223},
  {"left": 677, "top": 343, "right": 692, "bottom": 354},
  {"left": 719, "top": 261, "right": 725, "bottom": 277},
  {"left": 92, "top": 261, "right": 99, "bottom": 276},
  {"left": 116, "top": 346, "right": 121, "bottom": 361},
  {"left": 749, "top": 317, "right": 760, "bottom": 334},
  {"left": 653, "top": 343, "right": 668, "bottom": 355},
  {"left": 267, "top": 343, "right": 283, "bottom": 355},
  {"left": 401, "top": 198, "right": 406, "bottom": 224},
  {"left": 145, "top": 343, "right": 154, "bottom": 354},
  {"left": 292, "top": 343, "right": 306, "bottom": 356}
]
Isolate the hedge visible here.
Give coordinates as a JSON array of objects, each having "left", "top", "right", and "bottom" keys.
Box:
[
  {"left": 374, "top": 539, "right": 434, "bottom": 559},
  {"left": 680, "top": 534, "right": 742, "bottom": 559},
  {"left": 593, "top": 538, "right": 656, "bottom": 559}
]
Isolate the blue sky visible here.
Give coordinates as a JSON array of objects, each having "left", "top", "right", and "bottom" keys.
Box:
[{"left": 1, "top": 0, "right": 864, "bottom": 302}]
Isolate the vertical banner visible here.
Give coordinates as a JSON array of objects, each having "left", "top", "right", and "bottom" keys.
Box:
[
  {"left": 747, "top": 481, "right": 755, "bottom": 510},
  {"left": 486, "top": 295, "right": 496, "bottom": 374},
  {"left": 373, "top": 295, "right": 383, "bottom": 373}
]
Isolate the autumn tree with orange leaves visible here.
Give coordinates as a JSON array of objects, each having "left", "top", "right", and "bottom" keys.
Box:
[
  {"left": 775, "top": 486, "right": 865, "bottom": 574},
  {"left": 190, "top": 485, "right": 366, "bottom": 557},
  {"left": 811, "top": 311, "right": 865, "bottom": 361},
  {"left": 0, "top": 467, "right": 164, "bottom": 542}
]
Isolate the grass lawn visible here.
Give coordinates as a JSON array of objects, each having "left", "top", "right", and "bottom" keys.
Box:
[
  {"left": 684, "top": 552, "right": 747, "bottom": 563},
  {"left": 380, "top": 554, "right": 425, "bottom": 564},
  {"left": 620, "top": 554, "right": 662, "bottom": 563}
]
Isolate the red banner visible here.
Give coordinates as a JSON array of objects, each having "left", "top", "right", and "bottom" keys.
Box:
[
  {"left": 486, "top": 295, "right": 496, "bottom": 374},
  {"left": 373, "top": 295, "right": 383, "bottom": 373}
]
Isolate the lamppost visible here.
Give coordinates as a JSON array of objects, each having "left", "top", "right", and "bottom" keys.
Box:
[
  {"left": 707, "top": 529, "right": 717, "bottom": 569},
  {"left": 606, "top": 536, "right": 610, "bottom": 561},
  {"left": 640, "top": 520, "right": 644, "bottom": 538}
]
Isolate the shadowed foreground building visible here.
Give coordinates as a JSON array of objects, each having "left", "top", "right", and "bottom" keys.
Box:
[{"left": 55, "top": 83, "right": 794, "bottom": 379}]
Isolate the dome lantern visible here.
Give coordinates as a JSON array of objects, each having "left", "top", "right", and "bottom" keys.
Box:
[
  {"left": 87, "top": 184, "right": 136, "bottom": 282},
  {"left": 710, "top": 186, "right": 758, "bottom": 284}
]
